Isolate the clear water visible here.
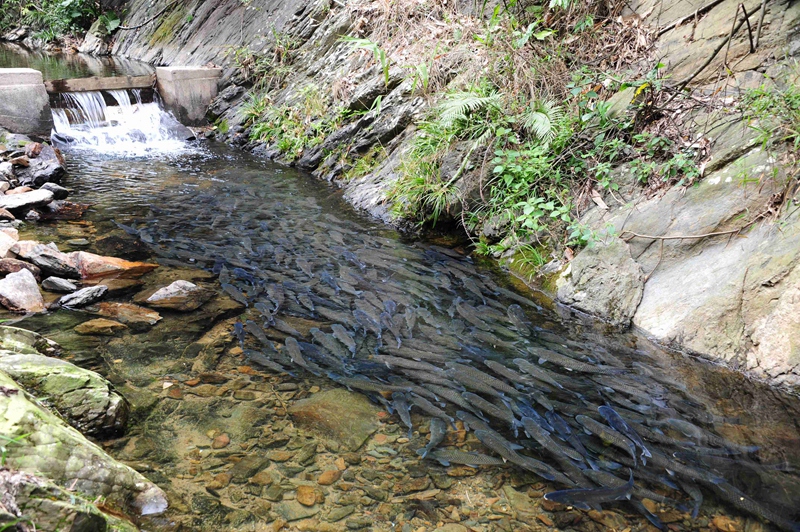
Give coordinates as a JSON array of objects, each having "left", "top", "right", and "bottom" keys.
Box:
[
  {"left": 0, "top": 42, "right": 154, "bottom": 79},
  {"left": 10, "top": 73, "right": 800, "bottom": 531}
]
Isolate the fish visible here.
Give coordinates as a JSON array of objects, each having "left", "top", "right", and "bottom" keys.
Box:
[
  {"left": 309, "top": 328, "right": 349, "bottom": 360},
  {"left": 331, "top": 323, "right": 357, "bottom": 354},
  {"left": 445, "top": 362, "right": 518, "bottom": 397},
  {"left": 392, "top": 392, "right": 414, "bottom": 438},
  {"left": 222, "top": 282, "right": 249, "bottom": 306},
  {"left": 506, "top": 304, "right": 531, "bottom": 336},
  {"left": 529, "top": 346, "right": 625, "bottom": 375},
  {"left": 407, "top": 394, "right": 454, "bottom": 426},
  {"left": 403, "top": 307, "right": 417, "bottom": 338},
  {"left": 244, "top": 319, "right": 272, "bottom": 347},
  {"left": 513, "top": 358, "right": 565, "bottom": 389},
  {"left": 330, "top": 374, "right": 411, "bottom": 394},
  {"left": 521, "top": 417, "right": 585, "bottom": 465},
  {"left": 266, "top": 283, "right": 285, "bottom": 311},
  {"left": 353, "top": 309, "right": 382, "bottom": 339},
  {"left": 544, "top": 469, "right": 634, "bottom": 510},
  {"left": 284, "top": 337, "right": 322, "bottom": 375},
  {"left": 297, "top": 293, "right": 315, "bottom": 312},
  {"left": 462, "top": 392, "right": 518, "bottom": 429},
  {"left": 576, "top": 415, "right": 638, "bottom": 466},
  {"left": 474, "top": 430, "right": 561, "bottom": 482},
  {"left": 320, "top": 271, "right": 341, "bottom": 294},
  {"left": 372, "top": 355, "right": 440, "bottom": 372},
  {"left": 598, "top": 406, "right": 652, "bottom": 464},
  {"left": 417, "top": 417, "right": 447, "bottom": 458},
  {"left": 426, "top": 449, "right": 506, "bottom": 467},
  {"left": 233, "top": 321, "right": 246, "bottom": 347},
  {"left": 679, "top": 480, "right": 703, "bottom": 519},
  {"left": 243, "top": 349, "right": 291, "bottom": 374}
]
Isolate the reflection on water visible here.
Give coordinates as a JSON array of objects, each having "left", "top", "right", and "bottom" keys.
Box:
[
  {"left": 24, "top": 142, "right": 798, "bottom": 531},
  {"left": 0, "top": 42, "right": 153, "bottom": 79}
]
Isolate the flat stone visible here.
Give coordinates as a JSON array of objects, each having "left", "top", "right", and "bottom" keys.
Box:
[
  {"left": 0, "top": 189, "right": 53, "bottom": 212},
  {"left": 432, "top": 525, "right": 468, "bottom": 532},
  {"left": 6, "top": 186, "right": 33, "bottom": 194},
  {"left": 289, "top": 389, "right": 381, "bottom": 452},
  {"left": 0, "top": 258, "right": 40, "bottom": 280},
  {"left": 229, "top": 455, "right": 270, "bottom": 483},
  {"left": 0, "top": 268, "right": 44, "bottom": 312},
  {"left": 41, "top": 276, "right": 78, "bottom": 292},
  {"left": 317, "top": 470, "right": 342, "bottom": 486},
  {"left": 144, "top": 280, "right": 213, "bottom": 311},
  {"left": 69, "top": 250, "right": 158, "bottom": 279},
  {"left": 74, "top": 318, "right": 127, "bottom": 336},
  {"left": 275, "top": 500, "right": 320, "bottom": 522},
  {"left": 297, "top": 485, "right": 317, "bottom": 506},
  {"left": 82, "top": 302, "right": 162, "bottom": 331},
  {"left": 59, "top": 285, "right": 108, "bottom": 308},
  {"left": 22, "top": 244, "right": 81, "bottom": 278}
]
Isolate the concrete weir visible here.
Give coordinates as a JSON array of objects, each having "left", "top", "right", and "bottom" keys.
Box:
[
  {"left": 0, "top": 66, "right": 221, "bottom": 133},
  {"left": 0, "top": 68, "right": 54, "bottom": 136},
  {"left": 156, "top": 67, "right": 222, "bottom": 126}
]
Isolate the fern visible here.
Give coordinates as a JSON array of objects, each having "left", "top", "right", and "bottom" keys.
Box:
[
  {"left": 522, "top": 99, "right": 563, "bottom": 144},
  {"left": 436, "top": 91, "right": 503, "bottom": 129}
]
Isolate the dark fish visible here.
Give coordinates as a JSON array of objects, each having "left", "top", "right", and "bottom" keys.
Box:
[
  {"left": 598, "top": 406, "right": 651, "bottom": 464},
  {"left": 331, "top": 323, "right": 357, "bottom": 354},
  {"left": 273, "top": 318, "right": 302, "bottom": 337},
  {"left": 710, "top": 482, "right": 800, "bottom": 532},
  {"left": 403, "top": 307, "right": 417, "bottom": 337},
  {"left": 417, "top": 417, "right": 447, "bottom": 458},
  {"left": 284, "top": 337, "right": 322, "bottom": 375},
  {"left": 474, "top": 429, "right": 560, "bottom": 482},
  {"left": 521, "top": 417, "right": 584, "bottom": 466},
  {"left": 576, "top": 415, "right": 637, "bottom": 466},
  {"left": 266, "top": 283, "right": 285, "bottom": 311},
  {"left": 445, "top": 362, "right": 518, "bottom": 397},
  {"left": 244, "top": 319, "right": 272, "bottom": 347},
  {"left": 298, "top": 293, "right": 315, "bottom": 312},
  {"left": 679, "top": 480, "right": 703, "bottom": 519},
  {"left": 222, "top": 282, "right": 248, "bottom": 306},
  {"left": 506, "top": 304, "right": 530, "bottom": 336},
  {"left": 462, "top": 392, "right": 517, "bottom": 428},
  {"left": 513, "top": 358, "right": 564, "bottom": 389},
  {"left": 373, "top": 355, "right": 440, "bottom": 372},
  {"left": 353, "top": 309, "right": 382, "bottom": 339},
  {"left": 233, "top": 321, "right": 246, "bottom": 347},
  {"left": 426, "top": 449, "right": 506, "bottom": 467},
  {"left": 392, "top": 392, "right": 414, "bottom": 438},
  {"left": 462, "top": 277, "right": 486, "bottom": 304},
  {"left": 544, "top": 469, "right": 634, "bottom": 510},
  {"left": 320, "top": 271, "right": 341, "bottom": 294},
  {"left": 330, "top": 374, "right": 411, "bottom": 393},
  {"left": 243, "top": 349, "right": 290, "bottom": 374},
  {"left": 408, "top": 394, "right": 454, "bottom": 426}
]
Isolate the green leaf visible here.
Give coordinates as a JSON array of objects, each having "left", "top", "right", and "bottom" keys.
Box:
[
  {"left": 493, "top": 165, "right": 505, "bottom": 174},
  {"left": 533, "top": 30, "right": 555, "bottom": 40}
]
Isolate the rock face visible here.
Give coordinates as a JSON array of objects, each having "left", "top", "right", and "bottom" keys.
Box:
[
  {"left": 145, "top": 279, "right": 213, "bottom": 311},
  {"left": 0, "top": 370, "right": 167, "bottom": 516},
  {"left": 0, "top": 352, "right": 128, "bottom": 436},
  {"left": 556, "top": 238, "right": 644, "bottom": 328},
  {"left": 289, "top": 389, "right": 380, "bottom": 451},
  {"left": 0, "top": 269, "right": 44, "bottom": 312},
  {"left": 0, "top": 469, "right": 138, "bottom": 532},
  {"left": 58, "top": 285, "right": 108, "bottom": 308}
]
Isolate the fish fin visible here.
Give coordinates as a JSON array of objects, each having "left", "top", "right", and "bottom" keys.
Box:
[
  {"left": 572, "top": 502, "right": 592, "bottom": 511},
  {"left": 435, "top": 459, "right": 451, "bottom": 466},
  {"left": 538, "top": 357, "right": 547, "bottom": 364},
  {"left": 509, "top": 443, "right": 524, "bottom": 451}
]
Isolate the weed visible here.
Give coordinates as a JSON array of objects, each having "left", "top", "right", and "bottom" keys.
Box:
[
  {"left": 0, "top": 433, "right": 29, "bottom": 466},
  {"left": 340, "top": 37, "right": 392, "bottom": 87}
]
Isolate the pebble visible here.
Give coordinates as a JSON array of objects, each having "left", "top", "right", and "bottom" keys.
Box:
[
  {"left": 297, "top": 485, "right": 317, "bottom": 506},
  {"left": 268, "top": 450, "right": 295, "bottom": 462},
  {"left": 318, "top": 470, "right": 342, "bottom": 485},
  {"left": 327, "top": 505, "right": 355, "bottom": 522},
  {"left": 207, "top": 472, "right": 232, "bottom": 489},
  {"left": 712, "top": 515, "right": 741, "bottom": 532},
  {"left": 233, "top": 390, "right": 257, "bottom": 400},
  {"left": 251, "top": 470, "right": 274, "bottom": 486},
  {"left": 212, "top": 434, "right": 230, "bottom": 449},
  {"left": 166, "top": 387, "right": 183, "bottom": 399}
]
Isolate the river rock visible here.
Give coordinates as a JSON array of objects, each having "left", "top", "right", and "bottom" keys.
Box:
[
  {"left": 0, "top": 189, "right": 53, "bottom": 212},
  {"left": 69, "top": 250, "right": 158, "bottom": 279},
  {"left": 6, "top": 186, "right": 33, "bottom": 194},
  {"left": 0, "top": 326, "right": 61, "bottom": 356},
  {"left": 0, "top": 352, "right": 128, "bottom": 436},
  {"left": 0, "top": 207, "right": 14, "bottom": 220},
  {"left": 144, "top": 280, "right": 213, "bottom": 311},
  {"left": 0, "top": 161, "right": 13, "bottom": 179},
  {"left": 22, "top": 244, "right": 81, "bottom": 278},
  {"left": 15, "top": 144, "right": 66, "bottom": 188},
  {"left": 289, "top": 388, "right": 380, "bottom": 451},
  {"left": 275, "top": 500, "right": 320, "bottom": 522},
  {"left": 42, "top": 276, "right": 78, "bottom": 292},
  {"left": 0, "top": 269, "right": 44, "bottom": 312},
  {"left": 0, "top": 469, "right": 138, "bottom": 532},
  {"left": 0, "top": 258, "right": 41, "bottom": 280},
  {"left": 83, "top": 302, "right": 162, "bottom": 331},
  {"left": 59, "top": 285, "right": 108, "bottom": 308},
  {"left": 74, "top": 318, "right": 127, "bottom": 336},
  {"left": 0, "top": 370, "right": 167, "bottom": 515},
  {"left": 0, "top": 230, "right": 16, "bottom": 258},
  {"left": 39, "top": 182, "right": 70, "bottom": 200},
  {"left": 556, "top": 238, "right": 644, "bottom": 328}
]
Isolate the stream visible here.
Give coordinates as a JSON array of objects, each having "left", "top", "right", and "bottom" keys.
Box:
[{"left": 2, "top": 45, "right": 800, "bottom": 532}]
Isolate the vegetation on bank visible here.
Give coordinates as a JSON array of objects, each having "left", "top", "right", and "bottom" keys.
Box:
[
  {"left": 0, "top": 0, "right": 120, "bottom": 41},
  {"left": 230, "top": 0, "right": 706, "bottom": 270}
]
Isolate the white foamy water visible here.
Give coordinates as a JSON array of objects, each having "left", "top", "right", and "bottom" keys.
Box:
[{"left": 51, "top": 89, "right": 199, "bottom": 157}]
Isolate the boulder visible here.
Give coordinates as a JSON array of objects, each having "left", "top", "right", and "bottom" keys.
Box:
[
  {"left": 0, "top": 161, "right": 13, "bottom": 179},
  {"left": 69, "top": 250, "right": 158, "bottom": 279},
  {"left": 0, "top": 269, "right": 44, "bottom": 312},
  {"left": 0, "top": 258, "right": 41, "bottom": 280},
  {"left": 15, "top": 144, "right": 66, "bottom": 188},
  {"left": 0, "top": 230, "right": 16, "bottom": 258},
  {"left": 0, "top": 370, "right": 167, "bottom": 516},
  {"left": 42, "top": 276, "right": 77, "bottom": 292},
  {"left": 78, "top": 18, "right": 111, "bottom": 55},
  {"left": 0, "top": 189, "right": 53, "bottom": 212},
  {"left": 556, "top": 238, "right": 644, "bottom": 328},
  {"left": 0, "top": 326, "right": 61, "bottom": 356},
  {"left": 288, "top": 388, "right": 381, "bottom": 451},
  {"left": 39, "top": 182, "right": 69, "bottom": 200},
  {"left": 145, "top": 280, "right": 213, "bottom": 311},
  {"left": 0, "top": 469, "right": 138, "bottom": 532},
  {"left": 83, "top": 302, "right": 162, "bottom": 331},
  {"left": 74, "top": 318, "right": 127, "bottom": 336},
  {"left": 24, "top": 244, "right": 81, "bottom": 278},
  {"left": 0, "top": 352, "right": 128, "bottom": 436},
  {"left": 58, "top": 285, "right": 108, "bottom": 308}
]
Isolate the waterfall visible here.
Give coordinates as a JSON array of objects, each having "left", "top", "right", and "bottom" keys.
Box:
[{"left": 51, "top": 89, "right": 197, "bottom": 157}]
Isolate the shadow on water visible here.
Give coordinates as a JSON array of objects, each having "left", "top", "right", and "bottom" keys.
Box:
[{"left": 14, "top": 140, "right": 796, "bottom": 531}]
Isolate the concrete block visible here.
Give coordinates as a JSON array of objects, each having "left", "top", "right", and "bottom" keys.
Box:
[
  {"left": 0, "top": 68, "right": 53, "bottom": 136},
  {"left": 155, "top": 67, "right": 222, "bottom": 126}
]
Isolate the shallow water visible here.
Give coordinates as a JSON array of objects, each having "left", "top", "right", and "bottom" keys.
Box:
[
  {"left": 9, "top": 138, "right": 796, "bottom": 531},
  {"left": 0, "top": 42, "right": 153, "bottom": 79}
]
